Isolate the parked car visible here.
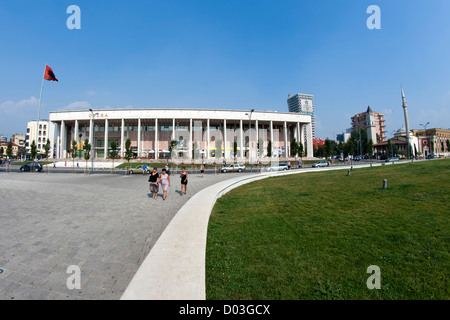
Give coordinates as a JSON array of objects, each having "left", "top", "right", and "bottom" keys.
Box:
[
  {"left": 221, "top": 164, "right": 246, "bottom": 173},
  {"left": 312, "top": 161, "right": 329, "bottom": 168},
  {"left": 265, "top": 162, "right": 289, "bottom": 171},
  {"left": 386, "top": 157, "right": 400, "bottom": 162},
  {"left": 128, "top": 165, "right": 150, "bottom": 174},
  {"left": 20, "top": 162, "right": 43, "bottom": 172},
  {"left": 426, "top": 154, "right": 438, "bottom": 159}
]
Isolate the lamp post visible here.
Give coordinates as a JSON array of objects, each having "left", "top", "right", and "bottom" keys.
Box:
[
  {"left": 245, "top": 109, "right": 254, "bottom": 172},
  {"left": 89, "top": 109, "right": 99, "bottom": 174}
]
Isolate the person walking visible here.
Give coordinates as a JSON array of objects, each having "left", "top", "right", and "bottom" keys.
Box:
[
  {"left": 200, "top": 163, "right": 205, "bottom": 178},
  {"left": 180, "top": 167, "right": 188, "bottom": 196},
  {"left": 148, "top": 167, "right": 160, "bottom": 199},
  {"left": 160, "top": 168, "right": 170, "bottom": 200}
]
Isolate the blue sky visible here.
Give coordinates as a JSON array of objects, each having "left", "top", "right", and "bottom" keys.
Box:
[{"left": 0, "top": 0, "right": 449, "bottom": 139}]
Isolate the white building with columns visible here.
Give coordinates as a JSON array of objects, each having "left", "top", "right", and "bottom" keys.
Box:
[{"left": 48, "top": 108, "right": 314, "bottom": 162}]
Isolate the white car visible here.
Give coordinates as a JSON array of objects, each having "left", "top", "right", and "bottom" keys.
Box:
[
  {"left": 221, "top": 164, "right": 246, "bottom": 173},
  {"left": 265, "top": 163, "right": 289, "bottom": 171},
  {"left": 312, "top": 161, "right": 329, "bottom": 168}
]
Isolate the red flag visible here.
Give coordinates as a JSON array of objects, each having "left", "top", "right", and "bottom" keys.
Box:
[{"left": 44, "top": 65, "right": 58, "bottom": 81}]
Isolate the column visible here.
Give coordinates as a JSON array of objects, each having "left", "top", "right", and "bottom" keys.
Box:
[
  {"left": 61, "top": 120, "right": 66, "bottom": 158},
  {"left": 223, "top": 119, "right": 227, "bottom": 161},
  {"left": 207, "top": 119, "right": 210, "bottom": 160},
  {"left": 172, "top": 118, "right": 176, "bottom": 141},
  {"left": 300, "top": 123, "right": 306, "bottom": 152},
  {"left": 255, "top": 119, "right": 259, "bottom": 145},
  {"left": 306, "top": 122, "right": 313, "bottom": 158},
  {"left": 284, "top": 121, "right": 288, "bottom": 158},
  {"left": 137, "top": 118, "right": 141, "bottom": 159},
  {"left": 189, "top": 118, "right": 193, "bottom": 160},
  {"left": 155, "top": 118, "right": 158, "bottom": 160},
  {"left": 120, "top": 119, "right": 125, "bottom": 157},
  {"left": 74, "top": 120, "right": 79, "bottom": 150},
  {"left": 48, "top": 121, "right": 55, "bottom": 159},
  {"left": 270, "top": 120, "right": 273, "bottom": 158},
  {"left": 240, "top": 119, "right": 244, "bottom": 161},
  {"left": 104, "top": 118, "right": 109, "bottom": 159}
]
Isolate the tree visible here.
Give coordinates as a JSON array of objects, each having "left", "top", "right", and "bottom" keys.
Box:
[
  {"left": 298, "top": 142, "right": 304, "bottom": 159},
  {"left": 6, "top": 141, "right": 13, "bottom": 158},
  {"left": 0, "top": 146, "right": 4, "bottom": 155},
  {"left": 367, "top": 140, "right": 373, "bottom": 157},
  {"left": 267, "top": 140, "right": 272, "bottom": 158},
  {"left": 446, "top": 139, "right": 450, "bottom": 152},
  {"left": 324, "top": 139, "right": 332, "bottom": 158},
  {"left": 290, "top": 138, "right": 299, "bottom": 158},
  {"left": 345, "top": 139, "right": 355, "bottom": 158},
  {"left": 109, "top": 140, "right": 119, "bottom": 172},
  {"left": 83, "top": 139, "right": 91, "bottom": 173},
  {"left": 123, "top": 138, "right": 133, "bottom": 174},
  {"left": 31, "top": 140, "right": 37, "bottom": 160},
  {"left": 233, "top": 138, "right": 238, "bottom": 161},
  {"left": 17, "top": 147, "right": 26, "bottom": 160},
  {"left": 44, "top": 139, "right": 51, "bottom": 159},
  {"left": 71, "top": 139, "right": 77, "bottom": 170}
]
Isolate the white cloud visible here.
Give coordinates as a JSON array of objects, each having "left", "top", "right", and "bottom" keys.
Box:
[
  {"left": 85, "top": 90, "right": 96, "bottom": 97},
  {"left": 0, "top": 96, "right": 39, "bottom": 113}
]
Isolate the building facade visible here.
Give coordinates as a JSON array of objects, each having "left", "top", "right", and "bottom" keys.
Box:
[
  {"left": 25, "top": 120, "right": 50, "bottom": 155},
  {"left": 12, "top": 134, "right": 25, "bottom": 149},
  {"left": 287, "top": 93, "right": 315, "bottom": 139},
  {"left": 351, "top": 106, "right": 386, "bottom": 143},
  {"left": 411, "top": 128, "right": 450, "bottom": 157},
  {"left": 48, "top": 108, "right": 314, "bottom": 162}
]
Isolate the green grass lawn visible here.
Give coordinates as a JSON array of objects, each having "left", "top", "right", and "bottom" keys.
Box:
[{"left": 206, "top": 159, "right": 450, "bottom": 299}]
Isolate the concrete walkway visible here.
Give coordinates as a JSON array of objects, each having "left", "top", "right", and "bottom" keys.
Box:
[{"left": 121, "top": 161, "right": 406, "bottom": 300}]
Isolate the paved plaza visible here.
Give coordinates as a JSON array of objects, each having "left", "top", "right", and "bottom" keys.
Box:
[{"left": 0, "top": 170, "right": 248, "bottom": 300}]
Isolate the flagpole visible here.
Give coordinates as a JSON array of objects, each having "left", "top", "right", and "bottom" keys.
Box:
[{"left": 35, "top": 63, "right": 46, "bottom": 160}]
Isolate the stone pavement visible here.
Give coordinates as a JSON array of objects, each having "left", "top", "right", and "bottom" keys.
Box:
[{"left": 0, "top": 170, "right": 247, "bottom": 300}]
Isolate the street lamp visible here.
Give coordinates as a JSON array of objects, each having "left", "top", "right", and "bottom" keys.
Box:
[
  {"left": 420, "top": 122, "right": 430, "bottom": 133},
  {"left": 89, "top": 109, "right": 99, "bottom": 174},
  {"left": 245, "top": 109, "right": 254, "bottom": 172}
]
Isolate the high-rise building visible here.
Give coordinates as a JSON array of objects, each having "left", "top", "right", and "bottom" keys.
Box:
[
  {"left": 287, "top": 93, "right": 315, "bottom": 139},
  {"left": 351, "top": 106, "right": 386, "bottom": 143},
  {"left": 25, "top": 120, "right": 50, "bottom": 154}
]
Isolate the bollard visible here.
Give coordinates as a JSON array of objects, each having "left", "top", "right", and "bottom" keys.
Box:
[{"left": 383, "top": 179, "right": 387, "bottom": 189}]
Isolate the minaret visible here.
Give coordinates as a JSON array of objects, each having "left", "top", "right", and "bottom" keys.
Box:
[{"left": 402, "top": 87, "right": 411, "bottom": 158}]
